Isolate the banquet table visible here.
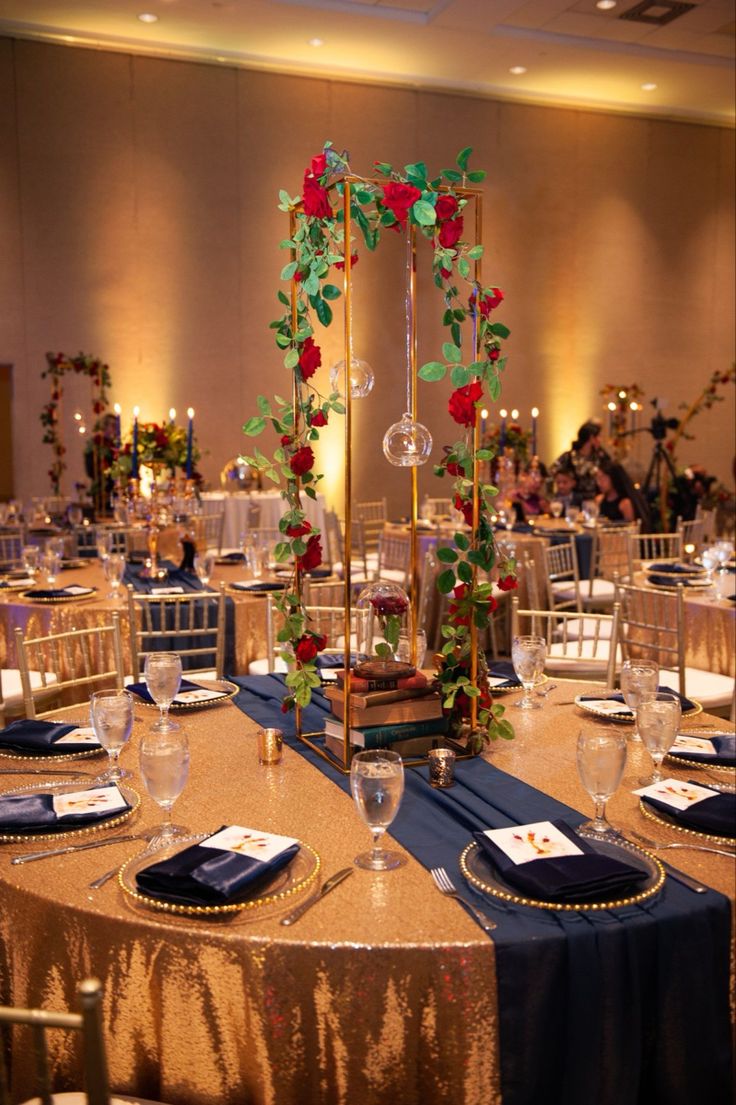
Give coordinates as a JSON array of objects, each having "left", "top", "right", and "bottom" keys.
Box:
[
  {"left": 0, "top": 679, "right": 732, "bottom": 1105},
  {"left": 200, "top": 491, "right": 326, "bottom": 549}
]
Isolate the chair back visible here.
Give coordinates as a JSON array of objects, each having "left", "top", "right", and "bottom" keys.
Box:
[
  {"left": 543, "top": 541, "right": 582, "bottom": 612},
  {"left": 376, "top": 531, "right": 411, "bottom": 589},
  {"left": 627, "top": 531, "right": 683, "bottom": 577},
  {"left": 197, "top": 511, "right": 225, "bottom": 554},
  {"left": 0, "top": 531, "right": 24, "bottom": 569},
  {"left": 587, "top": 524, "right": 637, "bottom": 591},
  {"left": 15, "top": 616, "right": 125, "bottom": 719},
  {"left": 424, "top": 497, "right": 453, "bottom": 519},
  {"left": 511, "top": 597, "right": 620, "bottom": 690},
  {"left": 322, "top": 510, "right": 344, "bottom": 575},
  {"left": 127, "top": 585, "right": 226, "bottom": 678},
  {"left": 677, "top": 515, "right": 705, "bottom": 551},
  {"left": 0, "top": 978, "right": 110, "bottom": 1105},
  {"left": 614, "top": 579, "right": 686, "bottom": 696},
  {"left": 354, "top": 499, "right": 388, "bottom": 553}
]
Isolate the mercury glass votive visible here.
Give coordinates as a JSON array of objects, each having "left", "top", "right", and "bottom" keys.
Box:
[
  {"left": 428, "top": 747, "right": 456, "bottom": 788},
  {"left": 257, "top": 727, "right": 283, "bottom": 766}
]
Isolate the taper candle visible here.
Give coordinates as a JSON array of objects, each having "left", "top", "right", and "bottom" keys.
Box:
[
  {"left": 132, "top": 406, "right": 140, "bottom": 479},
  {"left": 531, "top": 407, "right": 539, "bottom": 456},
  {"left": 186, "top": 408, "right": 194, "bottom": 478}
]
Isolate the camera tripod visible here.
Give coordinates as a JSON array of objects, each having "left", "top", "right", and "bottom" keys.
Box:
[{"left": 642, "top": 440, "right": 678, "bottom": 497}]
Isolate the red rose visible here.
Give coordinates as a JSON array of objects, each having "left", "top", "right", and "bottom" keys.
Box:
[
  {"left": 497, "top": 574, "right": 517, "bottom": 592},
  {"left": 298, "top": 337, "right": 322, "bottom": 381},
  {"left": 438, "top": 215, "right": 464, "bottom": 250},
  {"left": 295, "top": 635, "right": 319, "bottom": 663},
  {"left": 314, "top": 634, "right": 328, "bottom": 652},
  {"left": 381, "top": 181, "right": 422, "bottom": 227},
  {"left": 281, "top": 698, "right": 291, "bottom": 714},
  {"left": 289, "top": 445, "right": 314, "bottom": 476},
  {"left": 297, "top": 534, "right": 322, "bottom": 572},
  {"left": 448, "top": 381, "right": 483, "bottom": 427},
  {"left": 446, "top": 460, "right": 466, "bottom": 477},
  {"left": 370, "top": 594, "right": 409, "bottom": 616},
  {"left": 334, "top": 252, "right": 359, "bottom": 271},
  {"left": 453, "top": 494, "right": 474, "bottom": 527},
  {"left": 440, "top": 266, "right": 452, "bottom": 280},
  {"left": 302, "top": 172, "right": 333, "bottom": 219},
  {"left": 309, "top": 409, "right": 328, "bottom": 427},
  {"left": 286, "top": 521, "right": 312, "bottom": 538},
  {"left": 488, "top": 347, "right": 500, "bottom": 362},
  {"left": 310, "top": 153, "right": 327, "bottom": 178},
  {"left": 435, "top": 195, "right": 458, "bottom": 223},
  {"left": 280, "top": 434, "right": 292, "bottom": 446}
]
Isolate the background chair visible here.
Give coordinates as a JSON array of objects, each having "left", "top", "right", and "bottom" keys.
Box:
[
  {"left": 354, "top": 499, "right": 387, "bottom": 557},
  {"left": 511, "top": 597, "right": 620, "bottom": 686},
  {"left": 196, "top": 510, "right": 225, "bottom": 554},
  {"left": 580, "top": 523, "right": 638, "bottom": 608},
  {"left": 15, "top": 617, "right": 125, "bottom": 719},
  {"left": 627, "top": 531, "right": 683, "bottom": 577},
  {"left": 0, "top": 531, "right": 24, "bottom": 570},
  {"left": 127, "top": 586, "right": 226, "bottom": 679},
  {"left": 543, "top": 541, "right": 582, "bottom": 613},
  {"left": 0, "top": 976, "right": 167, "bottom": 1105}
]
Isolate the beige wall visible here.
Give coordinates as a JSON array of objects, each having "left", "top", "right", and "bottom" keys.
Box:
[{"left": 0, "top": 37, "right": 734, "bottom": 514}]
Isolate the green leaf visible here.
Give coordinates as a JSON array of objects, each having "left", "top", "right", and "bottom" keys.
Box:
[
  {"left": 466, "top": 170, "right": 486, "bottom": 183},
  {"left": 278, "top": 190, "right": 293, "bottom": 208},
  {"left": 437, "top": 568, "right": 457, "bottom": 594},
  {"left": 404, "top": 161, "right": 427, "bottom": 180},
  {"left": 437, "top": 546, "right": 458, "bottom": 563},
  {"left": 256, "top": 395, "right": 272, "bottom": 416},
  {"left": 412, "top": 199, "right": 437, "bottom": 226},
  {"left": 450, "top": 322, "right": 462, "bottom": 347},
  {"left": 277, "top": 290, "right": 290, "bottom": 306},
  {"left": 418, "top": 361, "right": 447, "bottom": 382},
  {"left": 315, "top": 297, "right": 333, "bottom": 327},
  {"left": 280, "top": 261, "right": 298, "bottom": 281},
  {"left": 303, "top": 271, "right": 320, "bottom": 296},
  {"left": 274, "top": 332, "right": 290, "bottom": 348},
  {"left": 442, "top": 168, "right": 462, "bottom": 182},
  {"left": 451, "top": 364, "right": 470, "bottom": 388},
  {"left": 490, "top": 322, "right": 510, "bottom": 339},
  {"left": 457, "top": 560, "right": 473, "bottom": 584},
  {"left": 453, "top": 308, "right": 466, "bottom": 322},
  {"left": 374, "top": 162, "right": 392, "bottom": 177},
  {"left": 284, "top": 348, "right": 299, "bottom": 370},
  {"left": 488, "top": 375, "right": 501, "bottom": 401},
  {"left": 454, "top": 532, "right": 470, "bottom": 551},
  {"left": 322, "top": 284, "right": 341, "bottom": 300},
  {"left": 458, "top": 257, "right": 471, "bottom": 279},
  {"left": 242, "top": 416, "right": 266, "bottom": 436},
  {"left": 442, "top": 309, "right": 453, "bottom": 326},
  {"left": 456, "top": 146, "right": 473, "bottom": 171},
  {"left": 442, "top": 341, "right": 462, "bottom": 363},
  {"left": 466, "top": 245, "right": 484, "bottom": 259}
]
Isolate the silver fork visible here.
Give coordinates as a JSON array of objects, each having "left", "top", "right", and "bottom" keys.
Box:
[
  {"left": 88, "top": 832, "right": 165, "bottom": 889},
  {"left": 628, "top": 829, "right": 734, "bottom": 858},
  {"left": 430, "top": 867, "right": 497, "bottom": 932},
  {"left": 536, "top": 683, "right": 558, "bottom": 698}
]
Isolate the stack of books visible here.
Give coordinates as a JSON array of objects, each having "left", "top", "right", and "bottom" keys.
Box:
[{"left": 322, "top": 668, "right": 447, "bottom": 758}]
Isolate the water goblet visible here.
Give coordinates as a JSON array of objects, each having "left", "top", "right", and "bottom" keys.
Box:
[
  {"left": 576, "top": 728, "right": 627, "bottom": 833},
  {"left": 96, "top": 530, "right": 112, "bottom": 563},
  {"left": 242, "top": 536, "right": 263, "bottom": 580},
  {"left": 511, "top": 634, "right": 547, "bottom": 709},
  {"left": 139, "top": 730, "right": 190, "bottom": 841},
  {"left": 104, "top": 553, "right": 126, "bottom": 602},
  {"left": 89, "top": 689, "right": 134, "bottom": 781},
  {"left": 43, "top": 549, "right": 62, "bottom": 586},
  {"left": 565, "top": 505, "right": 580, "bottom": 528},
  {"left": 67, "top": 503, "right": 84, "bottom": 527},
  {"left": 144, "top": 652, "right": 182, "bottom": 732},
  {"left": 550, "top": 500, "right": 564, "bottom": 520},
  {"left": 350, "top": 749, "right": 405, "bottom": 870},
  {"left": 637, "top": 691, "right": 682, "bottom": 785},
  {"left": 714, "top": 540, "right": 734, "bottom": 593},
  {"left": 619, "top": 659, "right": 659, "bottom": 742},
  {"left": 700, "top": 545, "right": 719, "bottom": 599},
  {"left": 22, "top": 545, "right": 39, "bottom": 580},
  {"left": 194, "top": 551, "right": 216, "bottom": 588}
]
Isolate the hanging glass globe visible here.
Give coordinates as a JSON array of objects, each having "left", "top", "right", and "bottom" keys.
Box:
[
  {"left": 382, "top": 412, "right": 433, "bottom": 467},
  {"left": 329, "top": 356, "right": 375, "bottom": 399}
]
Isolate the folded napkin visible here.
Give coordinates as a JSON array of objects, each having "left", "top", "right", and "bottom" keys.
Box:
[
  {"left": 577, "top": 694, "right": 633, "bottom": 718},
  {"left": 638, "top": 781, "right": 735, "bottom": 838},
  {"left": 218, "top": 552, "right": 244, "bottom": 562},
  {"left": 0, "top": 783, "right": 131, "bottom": 834},
  {"left": 0, "top": 577, "right": 35, "bottom": 589},
  {"left": 0, "top": 719, "right": 102, "bottom": 755},
  {"left": 474, "top": 819, "right": 650, "bottom": 903},
  {"left": 581, "top": 687, "right": 696, "bottom": 714},
  {"left": 487, "top": 661, "right": 521, "bottom": 688},
  {"left": 24, "top": 585, "right": 93, "bottom": 599},
  {"left": 127, "top": 677, "right": 198, "bottom": 705},
  {"left": 230, "top": 580, "right": 284, "bottom": 592},
  {"left": 135, "top": 824, "right": 300, "bottom": 906},
  {"left": 648, "top": 573, "right": 707, "bottom": 589},
  {"left": 668, "top": 733, "right": 736, "bottom": 767},
  {"left": 649, "top": 562, "right": 703, "bottom": 575}
]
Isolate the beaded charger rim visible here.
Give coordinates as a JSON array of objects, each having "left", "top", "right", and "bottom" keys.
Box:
[
  {"left": 20, "top": 587, "right": 98, "bottom": 604},
  {"left": 664, "top": 750, "right": 735, "bottom": 776},
  {"left": 129, "top": 679, "right": 240, "bottom": 713},
  {"left": 0, "top": 781, "right": 140, "bottom": 843},
  {"left": 0, "top": 742, "right": 105, "bottom": 763},
  {"left": 575, "top": 695, "right": 702, "bottom": 723},
  {"left": 459, "top": 836, "right": 665, "bottom": 913},
  {"left": 639, "top": 798, "right": 736, "bottom": 848},
  {"left": 118, "top": 836, "right": 321, "bottom": 916},
  {"left": 489, "top": 672, "right": 548, "bottom": 695}
]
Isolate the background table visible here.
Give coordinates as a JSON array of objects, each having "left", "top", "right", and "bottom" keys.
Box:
[{"left": 200, "top": 491, "right": 326, "bottom": 549}]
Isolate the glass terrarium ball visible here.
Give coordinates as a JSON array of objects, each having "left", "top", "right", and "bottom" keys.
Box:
[
  {"left": 382, "top": 413, "right": 433, "bottom": 467},
  {"left": 329, "top": 356, "right": 375, "bottom": 399}
]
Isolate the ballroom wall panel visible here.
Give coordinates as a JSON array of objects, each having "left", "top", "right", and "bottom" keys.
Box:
[{"left": 0, "top": 36, "right": 733, "bottom": 510}]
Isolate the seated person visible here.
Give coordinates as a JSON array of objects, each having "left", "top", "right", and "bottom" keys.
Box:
[
  {"left": 510, "top": 463, "right": 550, "bottom": 522},
  {"left": 552, "top": 421, "right": 610, "bottom": 501},
  {"left": 550, "top": 465, "right": 581, "bottom": 513},
  {"left": 594, "top": 459, "right": 648, "bottom": 525}
]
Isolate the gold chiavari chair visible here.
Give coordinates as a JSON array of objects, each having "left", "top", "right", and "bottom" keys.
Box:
[
  {"left": 127, "top": 585, "right": 226, "bottom": 680},
  {"left": 627, "top": 531, "right": 683, "bottom": 578},
  {"left": 15, "top": 616, "right": 125, "bottom": 719},
  {"left": 511, "top": 596, "right": 620, "bottom": 686}
]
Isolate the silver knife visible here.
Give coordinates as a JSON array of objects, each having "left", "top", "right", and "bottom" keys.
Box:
[
  {"left": 12, "top": 833, "right": 139, "bottom": 865},
  {"left": 280, "top": 867, "right": 353, "bottom": 926},
  {"left": 655, "top": 857, "right": 708, "bottom": 894}
]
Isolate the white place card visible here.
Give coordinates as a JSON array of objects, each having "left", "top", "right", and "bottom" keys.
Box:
[
  {"left": 151, "top": 586, "right": 185, "bottom": 595},
  {"left": 54, "top": 727, "right": 102, "bottom": 746},
  {"left": 633, "top": 778, "right": 717, "bottom": 811},
  {"left": 488, "top": 675, "right": 516, "bottom": 688},
  {"left": 482, "top": 821, "right": 583, "bottom": 865},
  {"left": 201, "top": 825, "right": 298, "bottom": 862},
  {"left": 582, "top": 699, "right": 633, "bottom": 715},
  {"left": 174, "top": 688, "right": 226, "bottom": 703},
  {"left": 53, "top": 784, "right": 127, "bottom": 818},
  {"left": 63, "top": 585, "right": 92, "bottom": 596},
  {"left": 670, "top": 734, "right": 716, "bottom": 756}
]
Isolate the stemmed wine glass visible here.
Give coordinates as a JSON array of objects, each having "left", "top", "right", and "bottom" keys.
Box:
[
  {"left": 194, "top": 551, "right": 216, "bottom": 589},
  {"left": 96, "top": 530, "right": 112, "bottom": 564},
  {"left": 576, "top": 728, "right": 627, "bottom": 833},
  {"left": 241, "top": 535, "right": 263, "bottom": 579},
  {"left": 139, "top": 730, "right": 190, "bottom": 841},
  {"left": 637, "top": 691, "right": 682, "bottom": 784},
  {"left": 104, "top": 553, "right": 126, "bottom": 602},
  {"left": 350, "top": 749, "right": 405, "bottom": 870},
  {"left": 619, "top": 659, "right": 658, "bottom": 742},
  {"left": 89, "top": 689, "right": 134, "bottom": 781},
  {"left": 511, "top": 634, "right": 547, "bottom": 709},
  {"left": 565, "top": 505, "right": 580, "bottom": 528},
  {"left": 144, "top": 652, "right": 182, "bottom": 732}
]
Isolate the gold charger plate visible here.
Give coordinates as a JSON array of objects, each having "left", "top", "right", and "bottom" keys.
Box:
[
  {"left": 0, "top": 577, "right": 36, "bottom": 591},
  {"left": 639, "top": 798, "right": 736, "bottom": 848},
  {"left": 20, "top": 586, "right": 97, "bottom": 604},
  {"left": 0, "top": 780, "right": 140, "bottom": 844},
  {"left": 460, "top": 834, "right": 665, "bottom": 913},
  {"left": 119, "top": 834, "right": 321, "bottom": 918},
  {"left": 575, "top": 695, "right": 702, "bottom": 723},
  {"left": 130, "top": 679, "right": 239, "bottom": 712},
  {"left": 488, "top": 672, "right": 548, "bottom": 695}
]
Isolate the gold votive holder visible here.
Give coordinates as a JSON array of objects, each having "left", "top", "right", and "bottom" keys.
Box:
[
  {"left": 257, "top": 727, "right": 283, "bottom": 766},
  {"left": 428, "top": 747, "right": 456, "bottom": 788}
]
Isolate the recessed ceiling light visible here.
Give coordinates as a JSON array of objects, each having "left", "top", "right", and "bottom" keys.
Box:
[
  {"left": 641, "top": 82, "right": 658, "bottom": 91},
  {"left": 596, "top": 0, "right": 617, "bottom": 10},
  {"left": 308, "top": 37, "right": 324, "bottom": 47},
  {"left": 137, "top": 13, "right": 159, "bottom": 24},
  {"left": 509, "top": 66, "right": 527, "bottom": 75}
]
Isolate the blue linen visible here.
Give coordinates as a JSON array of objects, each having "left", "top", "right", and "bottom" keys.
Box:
[
  {"left": 127, "top": 677, "right": 198, "bottom": 705},
  {"left": 228, "top": 673, "right": 733, "bottom": 1105},
  {"left": 0, "top": 719, "right": 99, "bottom": 756},
  {"left": 642, "top": 788, "right": 735, "bottom": 837}
]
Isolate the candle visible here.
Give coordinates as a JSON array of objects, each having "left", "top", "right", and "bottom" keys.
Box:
[
  {"left": 607, "top": 401, "right": 616, "bottom": 435},
  {"left": 132, "top": 406, "right": 139, "bottom": 479},
  {"left": 480, "top": 407, "right": 488, "bottom": 439},
  {"left": 499, "top": 408, "right": 507, "bottom": 450},
  {"left": 169, "top": 408, "right": 176, "bottom": 423},
  {"left": 186, "top": 407, "right": 194, "bottom": 478},
  {"left": 630, "top": 401, "right": 638, "bottom": 435},
  {"left": 113, "top": 403, "right": 121, "bottom": 448},
  {"left": 531, "top": 407, "right": 539, "bottom": 457}
]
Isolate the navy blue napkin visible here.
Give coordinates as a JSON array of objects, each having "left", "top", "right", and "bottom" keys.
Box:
[
  {"left": 488, "top": 661, "right": 521, "bottom": 688},
  {"left": 649, "top": 562, "right": 703, "bottom": 575},
  {"left": 582, "top": 687, "right": 696, "bottom": 713},
  {"left": 135, "top": 825, "right": 300, "bottom": 905},
  {"left": 473, "top": 820, "right": 650, "bottom": 902},
  {"left": 642, "top": 787, "right": 735, "bottom": 838},
  {"left": 23, "top": 587, "right": 90, "bottom": 599},
  {"left": 0, "top": 719, "right": 100, "bottom": 756},
  {"left": 0, "top": 784, "right": 131, "bottom": 833},
  {"left": 230, "top": 581, "right": 284, "bottom": 592},
  {"left": 218, "top": 552, "right": 244, "bottom": 562},
  {"left": 669, "top": 735, "right": 736, "bottom": 767},
  {"left": 126, "top": 677, "right": 200, "bottom": 705},
  {"left": 648, "top": 574, "right": 703, "bottom": 588}
]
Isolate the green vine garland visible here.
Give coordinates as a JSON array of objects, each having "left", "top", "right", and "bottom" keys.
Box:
[{"left": 41, "top": 351, "right": 111, "bottom": 495}]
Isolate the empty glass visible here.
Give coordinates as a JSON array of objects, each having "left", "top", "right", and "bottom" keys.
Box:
[
  {"left": 242, "top": 535, "right": 263, "bottom": 579},
  {"left": 637, "top": 692, "right": 682, "bottom": 784},
  {"left": 350, "top": 749, "right": 405, "bottom": 870},
  {"left": 22, "top": 546, "right": 39, "bottom": 579},
  {"left": 96, "top": 530, "right": 113, "bottom": 563},
  {"left": 576, "top": 728, "right": 627, "bottom": 833},
  {"left": 43, "top": 549, "right": 62, "bottom": 586},
  {"left": 194, "top": 551, "right": 216, "bottom": 588},
  {"left": 67, "top": 503, "right": 84, "bottom": 527},
  {"left": 396, "top": 629, "right": 428, "bottom": 668},
  {"left": 620, "top": 659, "right": 659, "bottom": 742},
  {"left": 549, "top": 500, "right": 564, "bottom": 519},
  {"left": 104, "top": 553, "right": 126, "bottom": 601},
  {"left": 90, "top": 689, "right": 134, "bottom": 781},
  {"left": 565, "top": 505, "right": 580, "bottom": 527},
  {"left": 139, "top": 730, "right": 190, "bottom": 841},
  {"left": 511, "top": 634, "right": 547, "bottom": 709},
  {"left": 144, "top": 652, "right": 182, "bottom": 732}
]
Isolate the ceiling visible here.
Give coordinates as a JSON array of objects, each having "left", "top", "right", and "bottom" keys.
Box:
[{"left": 0, "top": 0, "right": 733, "bottom": 125}]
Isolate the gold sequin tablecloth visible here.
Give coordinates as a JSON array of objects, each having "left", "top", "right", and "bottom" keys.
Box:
[
  {"left": 682, "top": 591, "right": 735, "bottom": 678},
  {"left": 1, "top": 682, "right": 734, "bottom": 1104}
]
